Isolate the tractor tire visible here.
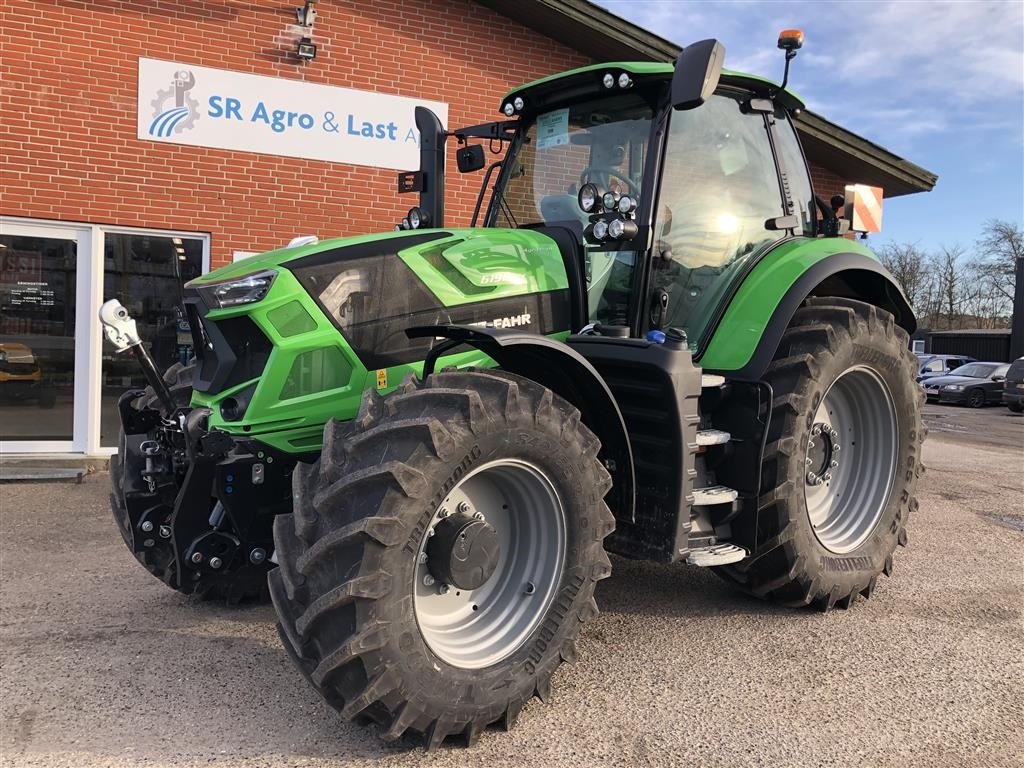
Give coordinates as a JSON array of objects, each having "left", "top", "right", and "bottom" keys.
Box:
[
  {"left": 716, "top": 298, "right": 924, "bottom": 610},
  {"left": 110, "top": 361, "right": 269, "bottom": 603},
  {"left": 269, "top": 369, "right": 614, "bottom": 748}
]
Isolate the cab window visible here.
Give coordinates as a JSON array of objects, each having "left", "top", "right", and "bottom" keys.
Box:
[{"left": 650, "top": 94, "right": 785, "bottom": 343}]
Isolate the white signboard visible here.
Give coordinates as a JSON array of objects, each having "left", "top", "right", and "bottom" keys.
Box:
[{"left": 137, "top": 58, "right": 448, "bottom": 171}]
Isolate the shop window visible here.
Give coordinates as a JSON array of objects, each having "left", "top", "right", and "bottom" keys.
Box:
[{"left": 0, "top": 235, "right": 77, "bottom": 440}]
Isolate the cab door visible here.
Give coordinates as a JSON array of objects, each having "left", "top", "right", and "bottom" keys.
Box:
[{"left": 645, "top": 92, "right": 794, "bottom": 347}]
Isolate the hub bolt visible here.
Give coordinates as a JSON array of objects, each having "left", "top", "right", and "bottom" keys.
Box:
[
  {"left": 805, "top": 457, "right": 813, "bottom": 466},
  {"left": 249, "top": 548, "right": 267, "bottom": 564},
  {"left": 191, "top": 552, "right": 203, "bottom": 564},
  {"left": 822, "top": 473, "right": 832, "bottom": 483},
  {"left": 833, "top": 444, "right": 842, "bottom": 453},
  {"left": 158, "top": 525, "right": 171, "bottom": 539},
  {"left": 473, "top": 512, "right": 484, "bottom": 521},
  {"left": 830, "top": 459, "right": 839, "bottom": 468},
  {"left": 807, "top": 440, "right": 815, "bottom": 449},
  {"left": 417, "top": 552, "right": 428, "bottom": 564},
  {"left": 829, "top": 428, "right": 840, "bottom": 438},
  {"left": 457, "top": 501, "right": 471, "bottom": 515},
  {"left": 806, "top": 471, "right": 819, "bottom": 485},
  {"left": 423, "top": 574, "right": 435, "bottom": 587},
  {"left": 438, "top": 508, "right": 449, "bottom": 518},
  {"left": 812, "top": 425, "right": 822, "bottom": 436},
  {"left": 209, "top": 556, "right": 223, "bottom": 570},
  {"left": 438, "top": 584, "right": 450, "bottom": 595},
  {"left": 140, "top": 521, "right": 154, "bottom": 533}
]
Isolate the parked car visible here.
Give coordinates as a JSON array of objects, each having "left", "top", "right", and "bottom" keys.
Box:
[
  {"left": 921, "top": 361, "right": 1010, "bottom": 407},
  {"left": 1002, "top": 357, "right": 1024, "bottom": 413},
  {"left": 915, "top": 353, "right": 976, "bottom": 383},
  {"left": 0, "top": 342, "right": 56, "bottom": 408}
]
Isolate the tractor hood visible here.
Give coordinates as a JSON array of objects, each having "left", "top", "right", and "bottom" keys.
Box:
[{"left": 188, "top": 228, "right": 570, "bottom": 298}]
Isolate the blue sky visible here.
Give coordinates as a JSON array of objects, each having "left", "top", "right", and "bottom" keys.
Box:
[{"left": 595, "top": 0, "right": 1024, "bottom": 252}]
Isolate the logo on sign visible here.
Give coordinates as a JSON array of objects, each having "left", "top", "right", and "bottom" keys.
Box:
[{"left": 149, "top": 70, "right": 200, "bottom": 138}]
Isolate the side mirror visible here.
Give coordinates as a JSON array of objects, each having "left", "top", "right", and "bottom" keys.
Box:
[
  {"left": 671, "top": 39, "right": 725, "bottom": 111},
  {"left": 993, "top": 375, "right": 1005, "bottom": 382},
  {"left": 456, "top": 144, "right": 486, "bottom": 173}
]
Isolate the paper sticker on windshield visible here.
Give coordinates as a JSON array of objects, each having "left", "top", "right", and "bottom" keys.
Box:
[{"left": 536, "top": 108, "right": 569, "bottom": 150}]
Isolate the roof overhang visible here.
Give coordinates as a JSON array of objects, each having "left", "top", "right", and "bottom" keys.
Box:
[{"left": 478, "top": 0, "right": 937, "bottom": 196}]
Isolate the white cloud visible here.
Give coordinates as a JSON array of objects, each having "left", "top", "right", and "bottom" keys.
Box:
[{"left": 596, "top": 0, "right": 1024, "bottom": 145}]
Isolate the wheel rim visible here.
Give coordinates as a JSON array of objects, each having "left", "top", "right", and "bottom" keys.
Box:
[
  {"left": 413, "top": 459, "right": 567, "bottom": 669},
  {"left": 804, "top": 365, "right": 899, "bottom": 554},
  {"left": 969, "top": 390, "right": 984, "bottom": 407}
]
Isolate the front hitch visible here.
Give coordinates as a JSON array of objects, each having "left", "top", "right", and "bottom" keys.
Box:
[{"left": 98, "top": 299, "right": 177, "bottom": 414}]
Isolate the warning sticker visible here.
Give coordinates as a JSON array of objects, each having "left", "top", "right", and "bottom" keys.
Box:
[
  {"left": 376, "top": 369, "right": 388, "bottom": 389},
  {"left": 536, "top": 108, "right": 569, "bottom": 150}
]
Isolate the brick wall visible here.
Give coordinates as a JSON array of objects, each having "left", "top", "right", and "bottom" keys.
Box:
[
  {"left": 0, "top": 0, "right": 590, "bottom": 267},
  {"left": 808, "top": 162, "right": 852, "bottom": 201}
]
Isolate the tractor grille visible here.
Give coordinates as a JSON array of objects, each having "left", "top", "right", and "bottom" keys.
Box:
[{"left": 183, "top": 295, "right": 273, "bottom": 395}]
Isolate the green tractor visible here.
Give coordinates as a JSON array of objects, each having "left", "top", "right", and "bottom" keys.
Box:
[{"left": 103, "top": 33, "right": 923, "bottom": 747}]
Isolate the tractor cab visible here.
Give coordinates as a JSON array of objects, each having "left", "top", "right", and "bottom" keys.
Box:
[{"left": 484, "top": 41, "right": 819, "bottom": 345}]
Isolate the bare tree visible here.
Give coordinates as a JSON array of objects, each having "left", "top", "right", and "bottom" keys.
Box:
[
  {"left": 931, "top": 245, "right": 971, "bottom": 330},
  {"left": 877, "top": 242, "right": 932, "bottom": 312},
  {"left": 972, "top": 218, "right": 1022, "bottom": 311}
]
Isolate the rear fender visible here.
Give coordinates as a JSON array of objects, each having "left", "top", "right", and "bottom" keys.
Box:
[
  {"left": 407, "top": 325, "right": 635, "bottom": 521},
  {"left": 700, "top": 240, "right": 915, "bottom": 380}
]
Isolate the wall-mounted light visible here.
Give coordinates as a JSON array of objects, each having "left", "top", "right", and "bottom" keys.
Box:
[
  {"left": 297, "top": 36, "right": 317, "bottom": 60},
  {"left": 295, "top": 0, "right": 317, "bottom": 62}
]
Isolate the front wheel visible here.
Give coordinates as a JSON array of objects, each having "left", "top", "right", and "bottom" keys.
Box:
[
  {"left": 717, "top": 298, "right": 924, "bottom": 610},
  {"left": 269, "top": 370, "right": 614, "bottom": 748},
  {"left": 966, "top": 388, "right": 986, "bottom": 408}
]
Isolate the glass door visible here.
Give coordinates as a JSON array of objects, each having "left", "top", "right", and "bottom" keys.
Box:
[{"left": 0, "top": 221, "right": 90, "bottom": 450}]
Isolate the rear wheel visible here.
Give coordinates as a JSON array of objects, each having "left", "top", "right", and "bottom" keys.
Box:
[
  {"left": 717, "top": 298, "right": 923, "bottom": 609},
  {"left": 269, "top": 370, "right": 614, "bottom": 748},
  {"left": 1008, "top": 402, "right": 1024, "bottom": 414}
]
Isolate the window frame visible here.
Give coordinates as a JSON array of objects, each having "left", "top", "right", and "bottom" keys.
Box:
[{"left": 0, "top": 215, "right": 210, "bottom": 454}]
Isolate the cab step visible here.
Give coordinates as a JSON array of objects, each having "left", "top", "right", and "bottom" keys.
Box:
[
  {"left": 692, "top": 485, "right": 739, "bottom": 506},
  {"left": 696, "top": 428, "right": 730, "bottom": 446},
  {"left": 686, "top": 543, "right": 747, "bottom": 567},
  {"left": 701, "top": 374, "right": 725, "bottom": 388}
]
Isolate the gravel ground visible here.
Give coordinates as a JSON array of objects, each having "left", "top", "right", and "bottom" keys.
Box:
[{"left": 1, "top": 427, "right": 1021, "bottom": 767}]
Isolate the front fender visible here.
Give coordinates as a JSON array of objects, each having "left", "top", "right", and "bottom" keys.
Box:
[
  {"left": 407, "top": 325, "right": 635, "bottom": 521},
  {"left": 699, "top": 238, "right": 915, "bottom": 380}
]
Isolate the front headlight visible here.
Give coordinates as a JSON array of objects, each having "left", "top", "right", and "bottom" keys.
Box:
[
  {"left": 190, "top": 269, "right": 277, "bottom": 309},
  {"left": 943, "top": 384, "right": 963, "bottom": 391},
  {"left": 578, "top": 183, "right": 599, "bottom": 213}
]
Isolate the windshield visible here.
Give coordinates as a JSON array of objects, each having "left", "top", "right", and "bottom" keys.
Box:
[
  {"left": 950, "top": 363, "right": 999, "bottom": 378},
  {"left": 490, "top": 93, "right": 655, "bottom": 230},
  {"left": 487, "top": 94, "right": 655, "bottom": 326}
]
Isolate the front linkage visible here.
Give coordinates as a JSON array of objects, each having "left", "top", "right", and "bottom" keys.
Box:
[{"left": 103, "top": 300, "right": 294, "bottom": 601}]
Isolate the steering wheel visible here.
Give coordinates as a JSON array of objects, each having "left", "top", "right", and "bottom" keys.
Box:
[{"left": 580, "top": 168, "right": 640, "bottom": 197}]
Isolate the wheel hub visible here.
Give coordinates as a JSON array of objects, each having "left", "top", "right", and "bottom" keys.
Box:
[
  {"left": 426, "top": 511, "right": 501, "bottom": 590},
  {"left": 803, "top": 365, "right": 898, "bottom": 554},
  {"left": 413, "top": 459, "right": 567, "bottom": 670}
]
